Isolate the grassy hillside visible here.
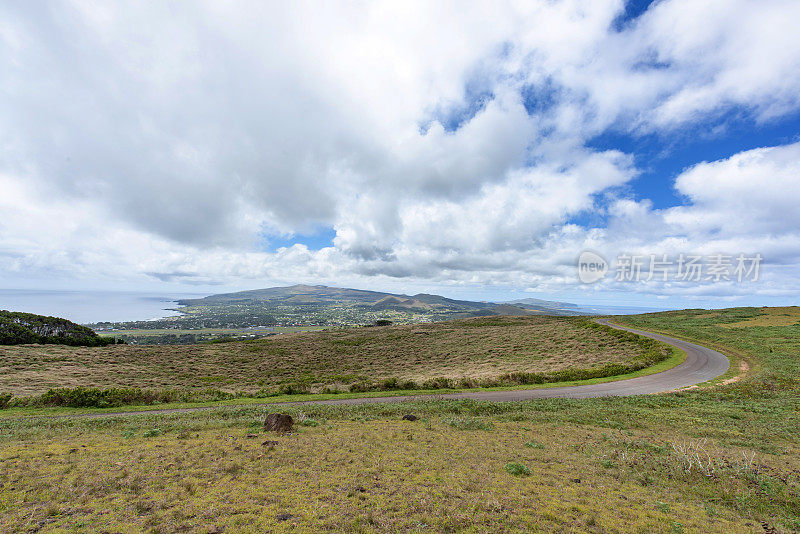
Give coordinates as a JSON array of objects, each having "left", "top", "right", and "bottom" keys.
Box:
[
  {"left": 0, "top": 307, "right": 798, "bottom": 532},
  {"left": 0, "top": 316, "right": 665, "bottom": 401},
  {"left": 619, "top": 306, "right": 800, "bottom": 392}
]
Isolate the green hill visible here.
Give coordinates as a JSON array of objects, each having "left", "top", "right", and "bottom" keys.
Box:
[
  {"left": 167, "top": 285, "right": 581, "bottom": 327},
  {"left": 90, "top": 285, "right": 591, "bottom": 335}
]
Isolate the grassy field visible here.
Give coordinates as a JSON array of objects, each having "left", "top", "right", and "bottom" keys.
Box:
[
  {"left": 0, "top": 316, "right": 663, "bottom": 398},
  {"left": 0, "top": 307, "right": 798, "bottom": 532},
  {"left": 716, "top": 307, "right": 800, "bottom": 329},
  {"left": 0, "top": 406, "right": 765, "bottom": 533}
]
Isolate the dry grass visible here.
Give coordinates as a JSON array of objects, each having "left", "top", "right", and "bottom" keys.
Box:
[
  {"left": 718, "top": 306, "right": 800, "bottom": 328},
  {"left": 0, "top": 414, "right": 760, "bottom": 533},
  {"left": 0, "top": 316, "right": 650, "bottom": 396}
]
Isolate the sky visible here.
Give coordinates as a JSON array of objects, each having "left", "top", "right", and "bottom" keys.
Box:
[{"left": 1, "top": 0, "right": 799, "bottom": 309}]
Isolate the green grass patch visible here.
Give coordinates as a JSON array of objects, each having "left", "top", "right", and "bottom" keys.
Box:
[{"left": 504, "top": 462, "right": 532, "bottom": 476}]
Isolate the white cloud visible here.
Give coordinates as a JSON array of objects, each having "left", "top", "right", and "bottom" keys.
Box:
[
  {"left": 666, "top": 143, "right": 800, "bottom": 236},
  {"left": 639, "top": 0, "right": 800, "bottom": 127},
  {"left": 0, "top": 0, "right": 799, "bottom": 304}
]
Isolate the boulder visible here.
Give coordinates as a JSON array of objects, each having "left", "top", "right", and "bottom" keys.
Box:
[
  {"left": 263, "top": 413, "right": 294, "bottom": 433},
  {"left": 401, "top": 414, "right": 418, "bottom": 421}
]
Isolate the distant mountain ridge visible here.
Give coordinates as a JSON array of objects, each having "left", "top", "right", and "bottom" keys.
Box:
[
  {"left": 87, "top": 284, "right": 605, "bottom": 333},
  {"left": 177, "top": 284, "right": 588, "bottom": 318},
  {"left": 178, "top": 285, "right": 395, "bottom": 306},
  {"left": 505, "top": 297, "right": 579, "bottom": 309}
]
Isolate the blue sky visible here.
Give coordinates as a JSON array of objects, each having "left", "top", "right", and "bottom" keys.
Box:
[
  {"left": 261, "top": 228, "right": 337, "bottom": 252},
  {"left": 589, "top": 110, "right": 800, "bottom": 208},
  {"left": 1, "top": 0, "right": 799, "bottom": 310}
]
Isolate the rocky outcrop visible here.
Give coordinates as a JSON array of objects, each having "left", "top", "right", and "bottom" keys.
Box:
[{"left": 263, "top": 413, "right": 294, "bottom": 433}]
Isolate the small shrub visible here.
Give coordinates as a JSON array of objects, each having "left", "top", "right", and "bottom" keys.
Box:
[
  {"left": 0, "top": 393, "right": 12, "bottom": 409},
  {"left": 300, "top": 418, "right": 321, "bottom": 427},
  {"left": 36, "top": 387, "right": 183, "bottom": 408},
  {"left": 524, "top": 440, "right": 545, "bottom": 449},
  {"left": 379, "top": 377, "right": 399, "bottom": 390},
  {"left": 501, "top": 371, "right": 546, "bottom": 385},
  {"left": 348, "top": 382, "right": 371, "bottom": 393},
  {"left": 143, "top": 428, "right": 163, "bottom": 438},
  {"left": 457, "top": 377, "right": 478, "bottom": 388},
  {"left": 505, "top": 462, "right": 531, "bottom": 476},
  {"left": 399, "top": 380, "right": 418, "bottom": 390},
  {"left": 278, "top": 383, "right": 310, "bottom": 395},
  {"left": 600, "top": 459, "right": 616, "bottom": 468},
  {"left": 422, "top": 377, "right": 454, "bottom": 390}
]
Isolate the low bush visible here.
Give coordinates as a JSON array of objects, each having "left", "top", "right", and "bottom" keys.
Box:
[
  {"left": 422, "top": 377, "right": 455, "bottom": 390},
  {"left": 504, "top": 462, "right": 531, "bottom": 476},
  {"left": 36, "top": 387, "right": 180, "bottom": 408},
  {"left": 28, "top": 386, "right": 239, "bottom": 408},
  {"left": 278, "top": 383, "right": 310, "bottom": 395},
  {"left": 378, "top": 377, "right": 399, "bottom": 390},
  {"left": 0, "top": 393, "right": 12, "bottom": 409}
]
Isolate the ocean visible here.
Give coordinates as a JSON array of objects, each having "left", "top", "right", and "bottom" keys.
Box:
[{"left": 0, "top": 289, "right": 208, "bottom": 324}]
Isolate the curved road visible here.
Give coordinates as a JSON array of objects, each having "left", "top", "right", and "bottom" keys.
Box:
[
  {"left": 24, "top": 320, "right": 731, "bottom": 419},
  {"left": 282, "top": 319, "right": 730, "bottom": 405}
]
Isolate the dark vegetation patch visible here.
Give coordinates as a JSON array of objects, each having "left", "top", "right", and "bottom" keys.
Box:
[{"left": 0, "top": 310, "right": 122, "bottom": 346}]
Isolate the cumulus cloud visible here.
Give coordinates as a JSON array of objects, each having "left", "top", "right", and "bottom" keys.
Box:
[
  {"left": 1, "top": 0, "right": 799, "bottom": 303},
  {"left": 666, "top": 143, "right": 800, "bottom": 237}
]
